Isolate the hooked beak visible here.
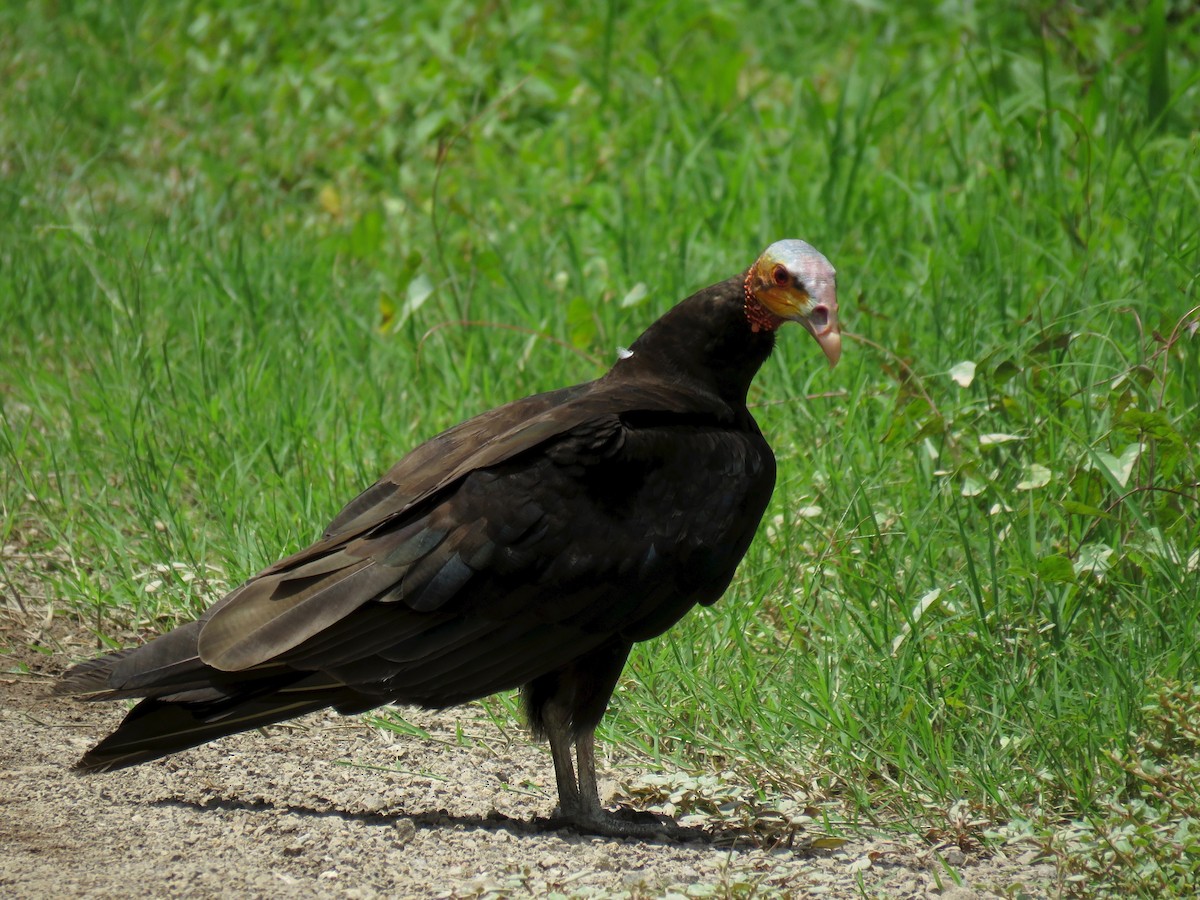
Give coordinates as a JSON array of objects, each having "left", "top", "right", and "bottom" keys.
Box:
[{"left": 800, "top": 304, "right": 841, "bottom": 368}]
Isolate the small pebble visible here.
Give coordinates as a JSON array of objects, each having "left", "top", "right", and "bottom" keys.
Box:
[
  {"left": 393, "top": 817, "right": 417, "bottom": 846},
  {"left": 942, "top": 847, "right": 966, "bottom": 866}
]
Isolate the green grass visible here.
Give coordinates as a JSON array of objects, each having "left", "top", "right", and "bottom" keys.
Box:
[{"left": 3, "top": 0, "right": 1199, "bottom": 889}]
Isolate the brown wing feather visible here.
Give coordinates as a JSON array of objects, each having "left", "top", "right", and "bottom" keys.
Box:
[
  {"left": 194, "top": 378, "right": 728, "bottom": 674},
  {"left": 258, "top": 418, "right": 773, "bottom": 710}
]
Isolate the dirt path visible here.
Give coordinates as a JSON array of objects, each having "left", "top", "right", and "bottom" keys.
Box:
[{"left": 0, "top": 613, "right": 1056, "bottom": 898}]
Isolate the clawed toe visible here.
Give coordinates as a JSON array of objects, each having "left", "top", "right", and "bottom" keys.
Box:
[{"left": 549, "top": 805, "right": 707, "bottom": 841}]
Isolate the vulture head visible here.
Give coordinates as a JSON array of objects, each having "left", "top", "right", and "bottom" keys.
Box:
[{"left": 743, "top": 239, "right": 841, "bottom": 366}]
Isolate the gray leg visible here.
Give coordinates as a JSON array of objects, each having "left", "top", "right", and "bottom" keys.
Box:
[
  {"left": 536, "top": 688, "right": 697, "bottom": 840},
  {"left": 574, "top": 726, "right": 603, "bottom": 819},
  {"left": 560, "top": 725, "right": 691, "bottom": 839},
  {"left": 543, "top": 700, "right": 581, "bottom": 816}
]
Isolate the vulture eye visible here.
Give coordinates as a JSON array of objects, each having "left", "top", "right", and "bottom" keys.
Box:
[{"left": 771, "top": 264, "right": 790, "bottom": 287}]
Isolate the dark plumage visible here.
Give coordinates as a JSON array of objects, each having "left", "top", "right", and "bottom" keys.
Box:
[{"left": 57, "top": 239, "right": 841, "bottom": 837}]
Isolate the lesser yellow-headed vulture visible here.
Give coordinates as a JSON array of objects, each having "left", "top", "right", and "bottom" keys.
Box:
[{"left": 57, "top": 239, "right": 840, "bottom": 837}]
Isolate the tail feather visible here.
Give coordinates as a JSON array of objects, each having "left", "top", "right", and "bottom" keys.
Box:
[
  {"left": 77, "top": 695, "right": 329, "bottom": 772},
  {"left": 57, "top": 619, "right": 376, "bottom": 772},
  {"left": 56, "top": 620, "right": 213, "bottom": 700},
  {"left": 74, "top": 672, "right": 363, "bottom": 772},
  {"left": 54, "top": 649, "right": 142, "bottom": 696}
]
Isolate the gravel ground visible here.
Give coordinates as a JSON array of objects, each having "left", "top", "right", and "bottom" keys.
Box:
[{"left": 0, "top": 612, "right": 1058, "bottom": 898}]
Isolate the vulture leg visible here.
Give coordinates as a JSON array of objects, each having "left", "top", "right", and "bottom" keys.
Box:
[
  {"left": 529, "top": 646, "right": 687, "bottom": 837},
  {"left": 544, "top": 716, "right": 688, "bottom": 839},
  {"left": 574, "top": 727, "right": 601, "bottom": 820},
  {"left": 544, "top": 701, "right": 582, "bottom": 816}
]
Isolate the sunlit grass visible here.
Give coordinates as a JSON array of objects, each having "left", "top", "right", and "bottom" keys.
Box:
[{"left": 3, "top": 0, "right": 1199, "bottom": 886}]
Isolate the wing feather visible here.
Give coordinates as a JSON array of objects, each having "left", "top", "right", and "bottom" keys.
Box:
[
  {"left": 198, "top": 559, "right": 396, "bottom": 671},
  {"left": 193, "top": 379, "right": 726, "bottom": 677}
]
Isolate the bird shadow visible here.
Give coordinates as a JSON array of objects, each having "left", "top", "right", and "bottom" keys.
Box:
[{"left": 147, "top": 794, "right": 776, "bottom": 850}]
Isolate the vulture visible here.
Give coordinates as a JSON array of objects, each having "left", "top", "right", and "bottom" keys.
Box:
[{"left": 57, "top": 239, "right": 841, "bottom": 838}]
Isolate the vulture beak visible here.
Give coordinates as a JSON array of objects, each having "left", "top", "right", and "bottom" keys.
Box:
[
  {"left": 749, "top": 239, "right": 842, "bottom": 368},
  {"left": 798, "top": 300, "right": 841, "bottom": 368}
]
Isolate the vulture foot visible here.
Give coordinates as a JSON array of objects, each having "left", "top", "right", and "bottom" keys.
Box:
[{"left": 550, "top": 805, "right": 706, "bottom": 841}]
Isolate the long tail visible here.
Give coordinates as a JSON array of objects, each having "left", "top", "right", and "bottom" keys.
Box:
[
  {"left": 72, "top": 680, "right": 341, "bottom": 772},
  {"left": 56, "top": 622, "right": 370, "bottom": 772}
]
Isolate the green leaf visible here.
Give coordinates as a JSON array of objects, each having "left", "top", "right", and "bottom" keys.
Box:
[
  {"left": 1117, "top": 408, "right": 1183, "bottom": 444},
  {"left": 990, "top": 359, "right": 1021, "bottom": 384},
  {"left": 1038, "top": 555, "right": 1076, "bottom": 584},
  {"left": 1032, "top": 331, "right": 1073, "bottom": 355},
  {"left": 1060, "top": 500, "right": 1113, "bottom": 519},
  {"left": 1070, "top": 469, "right": 1108, "bottom": 509},
  {"left": 369, "top": 713, "right": 431, "bottom": 741},
  {"left": 567, "top": 296, "right": 598, "bottom": 349},
  {"left": 348, "top": 207, "right": 384, "bottom": 259},
  {"left": 1116, "top": 408, "right": 1187, "bottom": 480},
  {"left": 377, "top": 291, "right": 396, "bottom": 333}
]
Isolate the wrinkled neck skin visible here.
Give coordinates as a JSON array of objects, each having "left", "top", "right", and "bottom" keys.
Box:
[{"left": 607, "top": 275, "right": 775, "bottom": 410}]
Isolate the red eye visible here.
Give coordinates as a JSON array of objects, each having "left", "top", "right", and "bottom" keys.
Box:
[{"left": 772, "top": 265, "right": 790, "bottom": 287}]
